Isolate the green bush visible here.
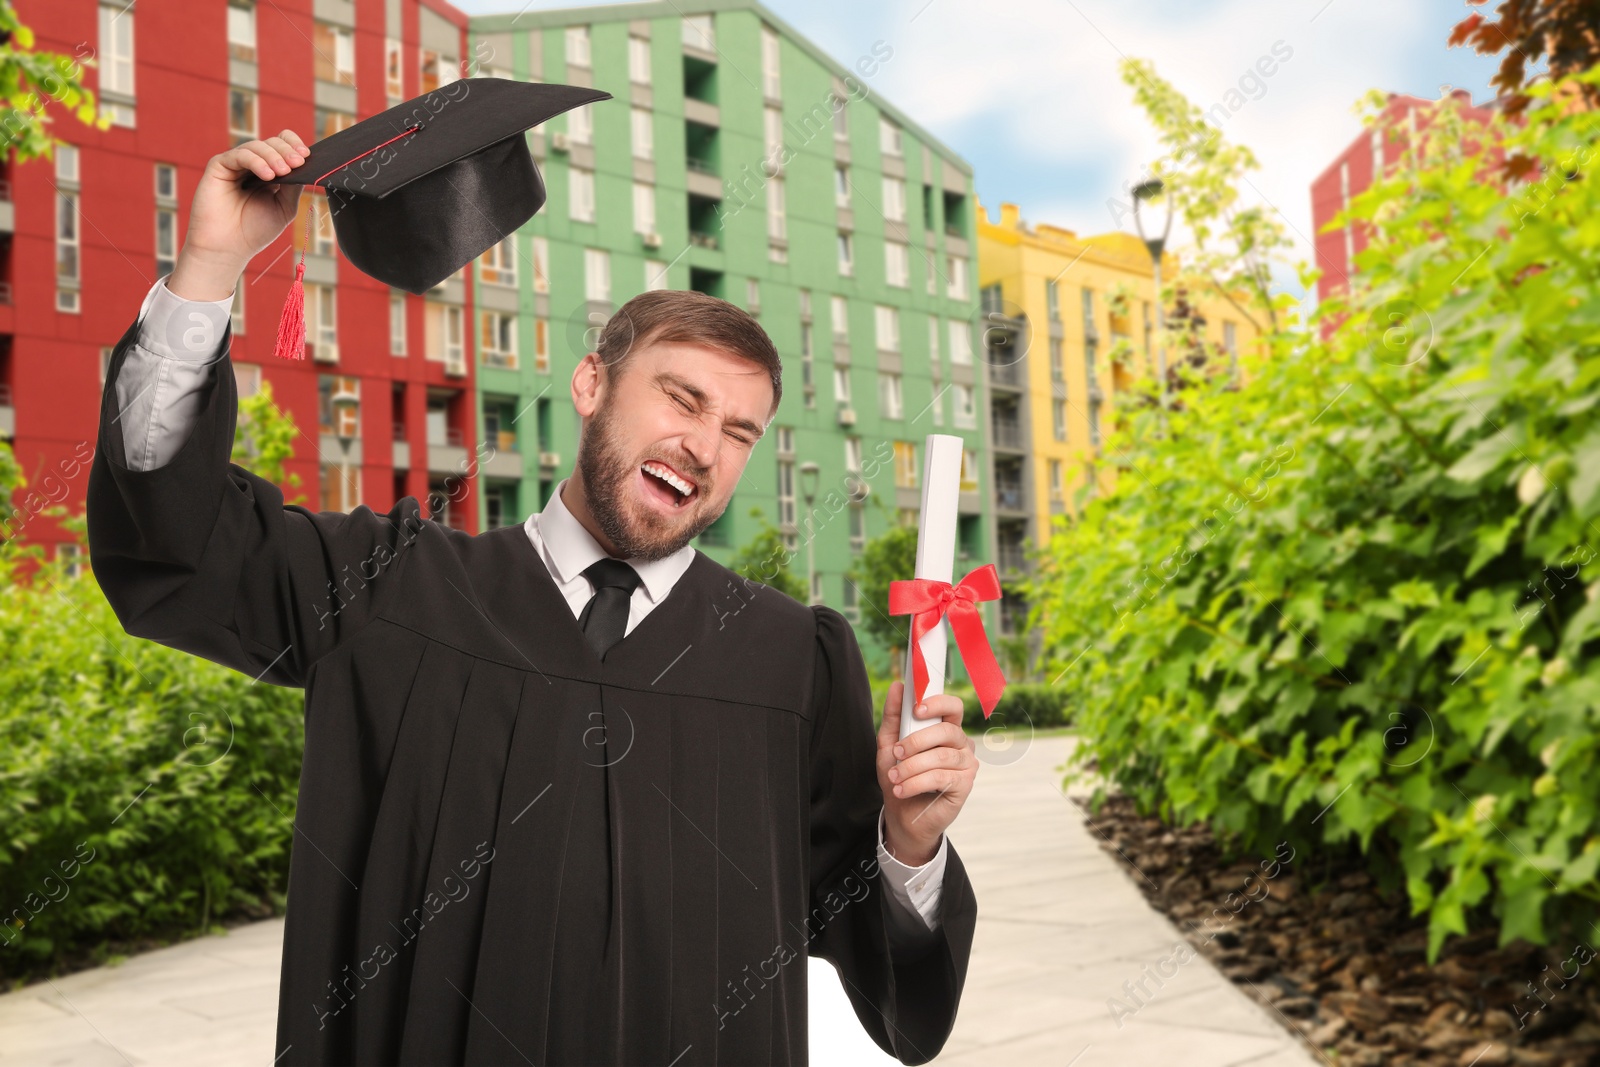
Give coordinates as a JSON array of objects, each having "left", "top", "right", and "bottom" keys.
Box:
[
  {"left": 0, "top": 553, "right": 304, "bottom": 983},
  {"left": 1032, "top": 75, "right": 1600, "bottom": 962}
]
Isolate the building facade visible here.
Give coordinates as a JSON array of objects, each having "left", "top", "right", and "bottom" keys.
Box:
[
  {"left": 9, "top": 0, "right": 479, "bottom": 574},
  {"left": 975, "top": 199, "right": 1261, "bottom": 634},
  {"left": 465, "top": 0, "right": 991, "bottom": 667},
  {"left": 1310, "top": 89, "right": 1498, "bottom": 304}
]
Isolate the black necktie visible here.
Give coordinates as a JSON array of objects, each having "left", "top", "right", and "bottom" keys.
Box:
[{"left": 577, "top": 557, "right": 642, "bottom": 661}]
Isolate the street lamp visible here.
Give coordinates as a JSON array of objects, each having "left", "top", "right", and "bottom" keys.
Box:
[
  {"left": 798, "top": 461, "right": 820, "bottom": 604},
  {"left": 331, "top": 384, "right": 360, "bottom": 511},
  {"left": 1131, "top": 178, "right": 1174, "bottom": 411}
]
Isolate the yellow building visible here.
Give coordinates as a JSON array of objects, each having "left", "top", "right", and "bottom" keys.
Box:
[{"left": 975, "top": 200, "right": 1261, "bottom": 574}]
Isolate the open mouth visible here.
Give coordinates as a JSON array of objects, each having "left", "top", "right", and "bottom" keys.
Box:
[{"left": 639, "top": 459, "right": 700, "bottom": 510}]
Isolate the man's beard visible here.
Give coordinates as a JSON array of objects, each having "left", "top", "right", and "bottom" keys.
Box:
[{"left": 576, "top": 398, "right": 722, "bottom": 562}]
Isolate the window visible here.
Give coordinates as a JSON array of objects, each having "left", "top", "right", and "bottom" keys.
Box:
[
  {"left": 800, "top": 323, "right": 814, "bottom": 403},
  {"left": 566, "top": 26, "right": 591, "bottom": 66},
  {"left": 534, "top": 318, "right": 550, "bottom": 372},
  {"left": 761, "top": 25, "right": 781, "bottom": 98},
  {"left": 928, "top": 315, "right": 941, "bottom": 365},
  {"left": 296, "top": 189, "right": 334, "bottom": 256},
  {"left": 831, "top": 295, "right": 848, "bottom": 339},
  {"left": 474, "top": 237, "right": 514, "bottom": 287},
  {"left": 313, "top": 22, "right": 355, "bottom": 86},
  {"left": 834, "top": 165, "right": 850, "bottom": 207},
  {"left": 879, "top": 116, "right": 902, "bottom": 157},
  {"left": 764, "top": 106, "right": 783, "bottom": 170},
  {"left": 385, "top": 38, "right": 403, "bottom": 99},
  {"left": 533, "top": 236, "right": 549, "bottom": 293},
  {"left": 833, "top": 365, "right": 852, "bottom": 405},
  {"left": 949, "top": 321, "right": 972, "bottom": 364},
  {"left": 229, "top": 87, "right": 257, "bottom": 143},
  {"left": 875, "top": 305, "right": 899, "bottom": 351},
  {"left": 228, "top": 3, "right": 256, "bottom": 62},
  {"left": 155, "top": 205, "right": 177, "bottom": 277},
  {"left": 848, "top": 503, "right": 864, "bottom": 550},
  {"left": 879, "top": 373, "right": 903, "bottom": 419},
  {"left": 1050, "top": 337, "right": 1064, "bottom": 380},
  {"left": 56, "top": 147, "right": 80, "bottom": 313},
  {"left": 480, "top": 311, "right": 517, "bottom": 369},
  {"left": 683, "top": 15, "right": 714, "bottom": 50},
  {"left": 833, "top": 92, "right": 848, "bottom": 141},
  {"left": 947, "top": 255, "right": 968, "bottom": 299},
  {"left": 154, "top": 162, "right": 178, "bottom": 276},
  {"left": 925, "top": 249, "right": 938, "bottom": 295},
  {"left": 1052, "top": 398, "right": 1067, "bottom": 441},
  {"left": 777, "top": 458, "right": 795, "bottom": 527},
  {"left": 629, "top": 35, "right": 651, "bottom": 83},
  {"left": 746, "top": 278, "right": 760, "bottom": 313},
  {"left": 1049, "top": 459, "right": 1064, "bottom": 501},
  {"left": 883, "top": 176, "right": 906, "bottom": 221},
  {"left": 584, "top": 248, "right": 610, "bottom": 302},
  {"left": 306, "top": 284, "right": 337, "bottom": 351},
  {"left": 884, "top": 241, "right": 909, "bottom": 288},
  {"left": 837, "top": 232, "right": 853, "bottom": 276},
  {"left": 420, "top": 50, "right": 441, "bottom": 93},
  {"left": 953, "top": 383, "right": 976, "bottom": 428},
  {"left": 1046, "top": 279, "right": 1060, "bottom": 320},
  {"left": 98, "top": 3, "right": 135, "bottom": 124},
  {"left": 645, "top": 259, "right": 669, "bottom": 291},
  {"left": 959, "top": 447, "right": 979, "bottom": 491},
  {"left": 930, "top": 382, "right": 943, "bottom": 425},
  {"left": 390, "top": 294, "right": 406, "bottom": 355},
  {"left": 424, "top": 302, "right": 463, "bottom": 364},
  {"left": 318, "top": 374, "right": 361, "bottom": 437},
  {"left": 631, "top": 107, "right": 654, "bottom": 160},
  {"left": 321, "top": 463, "right": 360, "bottom": 512},
  {"left": 230, "top": 286, "right": 245, "bottom": 335},
  {"left": 1224, "top": 321, "right": 1238, "bottom": 361},
  {"left": 569, "top": 104, "right": 593, "bottom": 145},
  {"left": 894, "top": 440, "right": 917, "bottom": 487},
  {"left": 633, "top": 182, "right": 656, "bottom": 235},
  {"left": 233, "top": 360, "right": 260, "bottom": 396},
  {"left": 314, "top": 107, "right": 354, "bottom": 141},
  {"left": 845, "top": 436, "right": 863, "bottom": 474},
  {"left": 569, "top": 167, "right": 595, "bottom": 222},
  {"left": 767, "top": 176, "right": 786, "bottom": 241}
]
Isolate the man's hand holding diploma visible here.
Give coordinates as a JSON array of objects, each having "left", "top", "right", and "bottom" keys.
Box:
[{"left": 876, "top": 679, "right": 977, "bottom": 867}]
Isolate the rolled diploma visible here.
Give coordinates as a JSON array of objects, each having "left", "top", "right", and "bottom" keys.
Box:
[{"left": 899, "top": 433, "right": 966, "bottom": 741}]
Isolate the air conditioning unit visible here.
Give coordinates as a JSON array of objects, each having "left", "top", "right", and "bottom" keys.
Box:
[
  {"left": 551, "top": 132, "right": 570, "bottom": 152},
  {"left": 836, "top": 406, "right": 857, "bottom": 427},
  {"left": 311, "top": 341, "right": 340, "bottom": 364},
  {"left": 444, "top": 352, "right": 466, "bottom": 377},
  {"left": 539, "top": 450, "right": 561, "bottom": 468},
  {"left": 642, "top": 231, "right": 663, "bottom": 249}
]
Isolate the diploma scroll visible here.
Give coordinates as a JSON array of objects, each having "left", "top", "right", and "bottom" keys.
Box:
[{"left": 898, "top": 434, "right": 965, "bottom": 741}]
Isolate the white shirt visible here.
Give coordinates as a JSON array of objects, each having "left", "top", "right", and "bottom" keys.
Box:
[{"left": 116, "top": 276, "right": 951, "bottom": 945}]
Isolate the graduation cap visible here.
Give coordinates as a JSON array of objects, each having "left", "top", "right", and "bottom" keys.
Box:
[{"left": 256, "top": 77, "right": 611, "bottom": 360}]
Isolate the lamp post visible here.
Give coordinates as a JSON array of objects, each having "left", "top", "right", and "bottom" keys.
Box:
[
  {"left": 331, "top": 385, "right": 360, "bottom": 511},
  {"left": 1131, "top": 178, "right": 1174, "bottom": 412},
  {"left": 799, "top": 461, "right": 820, "bottom": 604}
]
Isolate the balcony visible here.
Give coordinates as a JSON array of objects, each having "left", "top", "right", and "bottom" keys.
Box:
[
  {"left": 997, "top": 543, "right": 1029, "bottom": 575},
  {"left": 689, "top": 230, "right": 719, "bottom": 250},
  {"left": 482, "top": 350, "right": 518, "bottom": 370},
  {"left": 480, "top": 429, "right": 523, "bottom": 479},
  {"left": 0, "top": 382, "right": 13, "bottom": 438},
  {"left": 995, "top": 481, "right": 1026, "bottom": 513},
  {"left": 992, "top": 418, "right": 1025, "bottom": 450},
  {"left": 988, "top": 361, "right": 1024, "bottom": 389}
]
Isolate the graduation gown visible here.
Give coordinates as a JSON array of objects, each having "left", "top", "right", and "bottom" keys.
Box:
[{"left": 85, "top": 321, "right": 977, "bottom": 1066}]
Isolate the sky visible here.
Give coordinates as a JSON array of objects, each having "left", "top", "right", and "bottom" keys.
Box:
[{"left": 454, "top": 0, "right": 1511, "bottom": 298}]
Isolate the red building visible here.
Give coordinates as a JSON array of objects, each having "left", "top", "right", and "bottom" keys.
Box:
[
  {"left": 1310, "top": 89, "right": 1500, "bottom": 304},
  {"left": 8, "top": 0, "right": 479, "bottom": 572}
]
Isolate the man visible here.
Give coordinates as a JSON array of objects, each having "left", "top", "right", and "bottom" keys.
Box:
[{"left": 87, "top": 130, "right": 979, "bottom": 1066}]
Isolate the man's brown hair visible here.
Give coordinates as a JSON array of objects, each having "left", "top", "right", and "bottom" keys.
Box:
[{"left": 594, "top": 289, "right": 782, "bottom": 419}]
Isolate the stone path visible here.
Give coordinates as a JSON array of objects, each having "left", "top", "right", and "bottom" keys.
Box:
[{"left": 0, "top": 733, "right": 1320, "bottom": 1065}]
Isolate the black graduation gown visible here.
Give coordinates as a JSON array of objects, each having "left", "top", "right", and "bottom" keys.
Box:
[{"left": 85, "top": 320, "right": 977, "bottom": 1066}]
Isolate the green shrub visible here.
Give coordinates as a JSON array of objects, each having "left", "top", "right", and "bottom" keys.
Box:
[
  {"left": 1032, "top": 74, "right": 1600, "bottom": 962},
  {"left": 0, "top": 553, "right": 304, "bottom": 983}
]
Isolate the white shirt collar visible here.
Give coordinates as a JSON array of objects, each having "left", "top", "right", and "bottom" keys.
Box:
[{"left": 526, "top": 476, "right": 697, "bottom": 604}]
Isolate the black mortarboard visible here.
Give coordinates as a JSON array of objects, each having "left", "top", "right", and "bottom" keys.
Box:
[{"left": 256, "top": 78, "right": 610, "bottom": 358}]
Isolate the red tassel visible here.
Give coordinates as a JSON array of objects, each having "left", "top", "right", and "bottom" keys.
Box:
[{"left": 273, "top": 260, "right": 308, "bottom": 361}]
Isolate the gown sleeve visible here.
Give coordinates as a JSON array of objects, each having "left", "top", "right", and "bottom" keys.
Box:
[
  {"left": 807, "top": 604, "right": 978, "bottom": 1066},
  {"left": 86, "top": 316, "right": 424, "bottom": 689}
]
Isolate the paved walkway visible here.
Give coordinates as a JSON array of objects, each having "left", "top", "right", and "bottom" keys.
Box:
[{"left": 0, "top": 733, "right": 1318, "bottom": 1065}]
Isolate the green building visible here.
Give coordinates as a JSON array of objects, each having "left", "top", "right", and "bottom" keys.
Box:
[{"left": 466, "top": 0, "right": 992, "bottom": 673}]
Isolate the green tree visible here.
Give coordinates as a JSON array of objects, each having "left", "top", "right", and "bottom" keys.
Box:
[
  {"left": 0, "top": 0, "right": 109, "bottom": 161},
  {"left": 234, "top": 378, "right": 306, "bottom": 505},
  {"left": 728, "top": 507, "right": 806, "bottom": 602},
  {"left": 1035, "top": 71, "right": 1600, "bottom": 962},
  {"left": 847, "top": 522, "right": 918, "bottom": 661},
  {"left": 1115, "top": 57, "right": 1291, "bottom": 336}
]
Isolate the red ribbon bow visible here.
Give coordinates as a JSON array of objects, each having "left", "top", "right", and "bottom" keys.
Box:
[{"left": 888, "top": 563, "right": 1006, "bottom": 719}]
